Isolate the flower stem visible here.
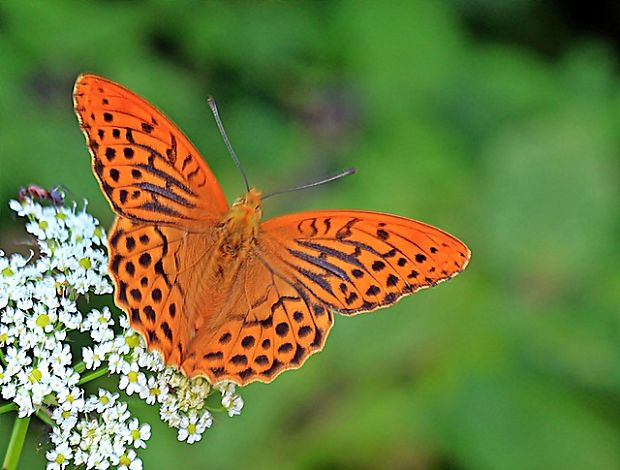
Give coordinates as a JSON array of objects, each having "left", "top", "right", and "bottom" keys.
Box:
[
  {"left": 205, "top": 405, "right": 226, "bottom": 413},
  {"left": 78, "top": 366, "right": 109, "bottom": 385},
  {"left": 36, "top": 408, "right": 55, "bottom": 428},
  {"left": 2, "top": 416, "right": 30, "bottom": 470},
  {"left": 0, "top": 402, "right": 17, "bottom": 414}
]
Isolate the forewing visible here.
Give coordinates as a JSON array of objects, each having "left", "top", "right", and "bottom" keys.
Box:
[{"left": 74, "top": 74, "right": 228, "bottom": 226}]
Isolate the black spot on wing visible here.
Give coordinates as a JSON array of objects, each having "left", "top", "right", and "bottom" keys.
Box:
[
  {"left": 376, "top": 228, "right": 389, "bottom": 240},
  {"left": 143, "top": 306, "right": 156, "bottom": 322},
  {"left": 161, "top": 321, "right": 173, "bottom": 341}
]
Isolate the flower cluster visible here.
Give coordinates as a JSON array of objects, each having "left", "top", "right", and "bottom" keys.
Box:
[
  {"left": 47, "top": 391, "right": 150, "bottom": 470},
  {"left": 0, "top": 194, "right": 244, "bottom": 469},
  {"left": 0, "top": 199, "right": 112, "bottom": 420}
]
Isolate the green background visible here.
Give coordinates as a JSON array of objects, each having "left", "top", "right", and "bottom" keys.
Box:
[{"left": 1, "top": 2, "right": 620, "bottom": 469}]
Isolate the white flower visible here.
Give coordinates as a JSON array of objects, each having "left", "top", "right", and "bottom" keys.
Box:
[
  {"left": 14, "top": 389, "right": 35, "bottom": 417},
  {"left": 107, "top": 353, "right": 127, "bottom": 374},
  {"left": 119, "top": 363, "right": 147, "bottom": 396},
  {"left": 117, "top": 313, "right": 130, "bottom": 329},
  {"left": 160, "top": 401, "right": 182, "bottom": 428},
  {"left": 19, "top": 361, "right": 53, "bottom": 407},
  {"left": 90, "top": 325, "right": 115, "bottom": 343},
  {"left": 216, "top": 381, "right": 236, "bottom": 396},
  {"left": 136, "top": 348, "right": 165, "bottom": 372},
  {"left": 126, "top": 419, "right": 151, "bottom": 449},
  {"left": 58, "top": 387, "right": 84, "bottom": 413},
  {"left": 0, "top": 324, "right": 13, "bottom": 346},
  {"left": 82, "top": 341, "right": 113, "bottom": 370},
  {"left": 33, "top": 278, "right": 60, "bottom": 310},
  {"left": 113, "top": 449, "right": 142, "bottom": 470},
  {"left": 51, "top": 406, "right": 78, "bottom": 432},
  {"left": 50, "top": 343, "right": 72, "bottom": 372},
  {"left": 8, "top": 198, "right": 27, "bottom": 215},
  {"left": 2, "top": 382, "right": 17, "bottom": 400},
  {"left": 82, "top": 307, "right": 113, "bottom": 333},
  {"left": 139, "top": 375, "right": 168, "bottom": 405},
  {"left": 25, "top": 212, "right": 57, "bottom": 240},
  {"left": 114, "top": 330, "right": 143, "bottom": 356},
  {"left": 102, "top": 401, "right": 130, "bottom": 425},
  {"left": 177, "top": 413, "right": 210, "bottom": 444},
  {"left": 58, "top": 297, "right": 81, "bottom": 329},
  {"left": 46, "top": 442, "right": 73, "bottom": 470},
  {"left": 222, "top": 391, "right": 244, "bottom": 417},
  {"left": 85, "top": 451, "right": 111, "bottom": 470},
  {"left": 27, "top": 304, "right": 57, "bottom": 333}
]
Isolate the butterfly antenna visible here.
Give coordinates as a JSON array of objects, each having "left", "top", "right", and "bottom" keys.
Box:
[
  {"left": 208, "top": 96, "right": 251, "bottom": 192},
  {"left": 263, "top": 167, "right": 357, "bottom": 200}
]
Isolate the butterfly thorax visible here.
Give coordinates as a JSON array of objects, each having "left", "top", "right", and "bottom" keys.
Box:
[
  {"left": 217, "top": 188, "right": 263, "bottom": 258},
  {"left": 187, "top": 188, "right": 262, "bottom": 333}
]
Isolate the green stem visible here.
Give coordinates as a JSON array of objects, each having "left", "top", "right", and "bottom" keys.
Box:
[
  {"left": 35, "top": 408, "right": 55, "bottom": 428},
  {"left": 0, "top": 402, "right": 17, "bottom": 414},
  {"left": 205, "top": 405, "right": 227, "bottom": 413},
  {"left": 2, "top": 416, "right": 30, "bottom": 470},
  {"left": 78, "top": 366, "right": 108, "bottom": 385}
]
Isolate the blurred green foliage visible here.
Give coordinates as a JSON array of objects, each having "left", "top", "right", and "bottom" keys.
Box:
[{"left": 1, "top": 1, "right": 620, "bottom": 469}]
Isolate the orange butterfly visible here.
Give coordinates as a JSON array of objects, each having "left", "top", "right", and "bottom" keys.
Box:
[{"left": 73, "top": 74, "right": 470, "bottom": 386}]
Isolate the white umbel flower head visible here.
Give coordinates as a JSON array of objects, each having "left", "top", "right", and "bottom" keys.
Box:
[{"left": 1, "top": 191, "right": 246, "bottom": 468}]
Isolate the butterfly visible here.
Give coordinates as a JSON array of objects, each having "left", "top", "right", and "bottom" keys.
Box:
[{"left": 73, "top": 74, "right": 471, "bottom": 386}]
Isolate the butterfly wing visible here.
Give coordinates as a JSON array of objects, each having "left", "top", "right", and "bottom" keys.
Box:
[
  {"left": 74, "top": 74, "right": 229, "bottom": 366},
  {"left": 260, "top": 210, "right": 470, "bottom": 313},
  {"left": 74, "top": 74, "right": 228, "bottom": 227},
  {"left": 181, "top": 210, "right": 470, "bottom": 385},
  {"left": 109, "top": 216, "right": 223, "bottom": 367},
  {"left": 180, "top": 248, "right": 335, "bottom": 385}
]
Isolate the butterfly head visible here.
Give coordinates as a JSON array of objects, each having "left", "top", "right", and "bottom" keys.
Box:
[{"left": 226, "top": 187, "right": 263, "bottom": 240}]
